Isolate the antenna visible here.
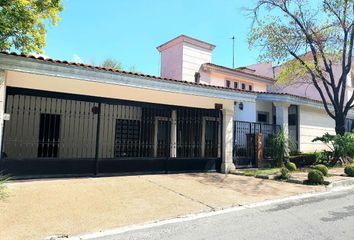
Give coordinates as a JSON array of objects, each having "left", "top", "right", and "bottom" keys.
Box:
[{"left": 231, "top": 36, "right": 235, "bottom": 68}]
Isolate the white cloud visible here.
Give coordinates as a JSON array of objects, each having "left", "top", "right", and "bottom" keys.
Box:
[{"left": 72, "top": 54, "right": 83, "bottom": 63}]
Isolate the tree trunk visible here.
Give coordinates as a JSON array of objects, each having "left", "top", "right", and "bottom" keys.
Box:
[{"left": 335, "top": 113, "right": 346, "bottom": 135}]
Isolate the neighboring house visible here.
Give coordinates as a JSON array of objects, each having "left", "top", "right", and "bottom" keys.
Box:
[
  {"left": 0, "top": 35, "right": 353, "bottom": 178},
  {"left": 157, "top": 35, "right": 354, "bottom": 166}
]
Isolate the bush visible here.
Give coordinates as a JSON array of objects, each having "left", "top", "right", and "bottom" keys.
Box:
[
  {"left": 308, "top": 170, "right": 324, "bottom": 185},
  {"left": 276, "top": 167, "right": 290, "bottom": 180},
  {"left": 289, "top": 152, "right": 319, "bottom": 167},
  {"left": 344, "top": 165, "right": 354, "bottom": 177},
  {"left": 285, "top": 162, "right": 297, "bottom": 171},
  {"left": 313, "top": 131, "right": 354, "bottom": 165},
  {"left": 312, "top": 164, "right": 328, "bottom": 176}
]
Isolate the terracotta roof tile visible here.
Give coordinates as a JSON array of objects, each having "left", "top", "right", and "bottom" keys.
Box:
[{"left": 0, "top": 51, "right": 256, "bottom": 95}]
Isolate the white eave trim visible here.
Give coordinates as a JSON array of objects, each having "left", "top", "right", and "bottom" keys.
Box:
[
  {"left": 0, "top": 55, "right": 257, "bottom": 102},
  {"left": 257, "top": 93, "right": 335, "bottom": 111}
]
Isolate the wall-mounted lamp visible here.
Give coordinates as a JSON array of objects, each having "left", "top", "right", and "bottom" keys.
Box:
[{"left": 239, "top": 102, "right": 244, "bottom": 110}]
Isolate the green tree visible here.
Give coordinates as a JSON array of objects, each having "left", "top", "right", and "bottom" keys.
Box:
[
  {"left": 101, "top": 58, "right": 123, "bottom": 70},
  {"left": 0, "top": 0, "right": 63, "bottom": 54},
  {"left": 249, "top": 0, "right": 354, "bottom": 135}
]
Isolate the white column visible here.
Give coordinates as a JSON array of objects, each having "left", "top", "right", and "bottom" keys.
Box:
[
  {"left": 274, "top": 102, "right": 290, "bottom": 155},
  {"left": 0, "top": 71, "right": 6, "bottom": 156},
  {"left": 170, "top": 110, "right": 177, "bottom": 158},
  {"left": 221, "top": 108, "right": 236, "bottom": 173}
]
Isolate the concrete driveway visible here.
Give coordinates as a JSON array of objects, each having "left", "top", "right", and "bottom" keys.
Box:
[{"left": 0, "top": 173, "right": 323, "bottom": 240}]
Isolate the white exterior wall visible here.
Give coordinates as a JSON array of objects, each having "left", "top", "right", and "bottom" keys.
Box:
[
  {"left": 256, "top": 101, "right": 273, "bottom": 124},
  {"left": 160, "top": 43, "right": 183, "bottom": 80},
  {"left": 298, "top": 106, "right": 336, "bottom": 152},
  {"left": 182, "top": 42, "right": 212, "bottom": 82},
  {"left": 234, "top": 101, "right": 257, "bottom": 122}
]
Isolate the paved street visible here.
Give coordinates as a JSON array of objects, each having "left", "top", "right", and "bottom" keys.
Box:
[
  {"left": 100, "top": 188, "right": 354, "bottom": 240},
  {"left": 1, "top": 173, "right": 322, "bottom": 240}
]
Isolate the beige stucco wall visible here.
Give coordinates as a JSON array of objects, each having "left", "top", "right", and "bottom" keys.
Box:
[
  {"left": 298, "top": 106, "right": 335, "bottom": 152},
  {"left": 5, "top": 71, "right": 235, "bottom": 112}
]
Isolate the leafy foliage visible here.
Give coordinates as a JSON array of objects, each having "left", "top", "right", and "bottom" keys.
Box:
[
  {"left": 249, "top": 0, "right": 354, "bottom": 135},
  {"left": 101, "top": 58, "right": 123, "bottom": 70},
  {"left": 312, "top": 164, "right": 329, "bottom": 176},
  {"left": 270, "top": 130, "right": 296, "bottom": 166},
  {"left": 307, "top": 170, "right": 324, "bottom": 185},
  {"left": 344, "top": 164, "right": 354, "bottom": 177},
  {"left": 0, "top": 0, "right": 63, "bottom": 54},
  {"left": 289, "top": 152, "right": 320, "bottom": 167},
  {"left": 0, "top": 175, "right": 9, "bottom": 200},
  {"left": 312, "top": 131, "right": 354, "bottom": 165},
  {"left": 285, "top": 161, "right": 297, "bottom": 171},
  {"left": 276, "top": 167, "right": 290, "bottom": 180}
]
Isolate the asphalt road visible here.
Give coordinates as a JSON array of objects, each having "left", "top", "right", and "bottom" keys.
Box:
[{"left": 97, "top": 188, "right": 354, "bottom": 240}]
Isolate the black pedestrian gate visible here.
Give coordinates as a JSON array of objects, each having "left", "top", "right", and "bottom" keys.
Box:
[
  {"left": 233, "top": 121, "right": 280, "bottom": 167},
  {"left": 0, "top": 87, "right": 222, "bottom": 177}
]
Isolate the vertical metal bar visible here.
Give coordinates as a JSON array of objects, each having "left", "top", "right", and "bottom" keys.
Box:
[{"left": 94, "top": 102, "right": 101, "bottom": 176}]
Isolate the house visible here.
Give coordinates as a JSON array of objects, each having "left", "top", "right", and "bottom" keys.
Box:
[
  {"left": 0, "top": 35, "right": 353, "bottom": 178},
  {"left": 157, "top": 35, "right": 354, "bottom": 166}
]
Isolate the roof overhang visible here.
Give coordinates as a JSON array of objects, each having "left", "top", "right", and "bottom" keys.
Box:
[
  {"left": 157, "top": 35, "right": 216, "bottom": 52},
  {"left": 0, "top": 54, "right": 256, "bottom": 103},
  {"left": 257, "top": 92, "right": 354, "bottom": 117}
]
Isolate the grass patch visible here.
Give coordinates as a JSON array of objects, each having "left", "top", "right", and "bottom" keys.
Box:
[
  {"left": 0, "top": 175, "right": 10, "bottom": 200},
  {"left": 239, "top": 168, "right": 281, "bottom": 177}
]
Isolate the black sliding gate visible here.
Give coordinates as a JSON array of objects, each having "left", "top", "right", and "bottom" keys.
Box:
[
  {"left": 233, "top": 121, "right": 280, "bottom": 167},
  {"left": 0, "top": 88, "right": 222, "bottom": 177}
]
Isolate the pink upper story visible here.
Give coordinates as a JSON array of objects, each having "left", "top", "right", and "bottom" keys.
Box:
[
  {"left": 157, "top": 35, "right": 353, "bottom": 102},
  {"left": 246, "top": 59, "right": 353, "bottom": 103}
]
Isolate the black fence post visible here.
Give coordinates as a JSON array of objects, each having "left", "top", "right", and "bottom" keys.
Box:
[{"left": 94, "top": 102, "right": 101, "bottom": 176}]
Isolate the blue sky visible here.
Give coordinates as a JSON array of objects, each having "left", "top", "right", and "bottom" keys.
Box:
[{"left": 44, "top": 0, "right": 260, "bottom": 75}]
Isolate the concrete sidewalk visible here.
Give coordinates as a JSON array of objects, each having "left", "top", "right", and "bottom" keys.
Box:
[{"left": 0, "top": 173, "right": 323, "bottom": 240}]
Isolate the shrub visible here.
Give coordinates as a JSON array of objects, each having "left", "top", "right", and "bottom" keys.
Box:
[
  {"left": 289, "top": 152, "right": 319, "bottom": 167},
  {"left": 344, "top": 165, "right": 354, "bottom": 177},
  {"left": 312, "top": 131, "right": 354, "bottom": 165},
  {"left": 307, "top": 170, "right": 324, "bottom": 185},
  {"left": 285, "top": 162, "right": 297, "bottom": 171},
  {"left": 276, "top": 167, "right": 290, "bottom": 180},
  {"left": 270, "top": 130, "right": 297, "bottom": 167},
  {"left": 312, "top": 164, "right": 328, "bottom": 176}
]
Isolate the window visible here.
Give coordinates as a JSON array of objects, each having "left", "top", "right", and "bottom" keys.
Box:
[
  {"left": 194, "top": 72, "right": 201, "bottom": 83},
  {"left": 257, "top": 112, "right": 268, "bottom": 123},
  {"left": 234, "top": 82, "right": 238, "bottom": 89},
  {"left": 241, "top": 83, "right": 246, "bottom": 90},
  {"left": 114, "top": 119, "right": 140, "bottom": 157},
  {"left": 37, "top": 113, "right": 61, "bottom": 158},
  {"left": 249, "top": 85, "right": 253, "bottom": 91},
  {"left": 226, "top": 80, "right": 231, "bottom": 88}
]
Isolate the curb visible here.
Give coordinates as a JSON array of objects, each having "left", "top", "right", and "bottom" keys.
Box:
[
  {"left": 48, "top": 185, "right": 354, "bottom": 240},
  {"left": 326, "top": 178, "right": 354, "bottom": 190}
]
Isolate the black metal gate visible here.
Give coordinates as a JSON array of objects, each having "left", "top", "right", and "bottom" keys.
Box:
[
  {"left": 0, "top": 87, "right": 222, "bottom": 177},
  {"left": 233, "top": 121, "right": 280, "bottom": 167}
]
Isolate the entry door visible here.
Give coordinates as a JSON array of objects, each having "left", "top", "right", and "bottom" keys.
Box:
[{"left": 154, "top": 118, "right": 171, "bottom": 157}]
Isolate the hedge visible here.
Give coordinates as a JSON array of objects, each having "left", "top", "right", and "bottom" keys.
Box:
[{"left": 289, "top": 152, "right": 320, "bottom": 167}]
